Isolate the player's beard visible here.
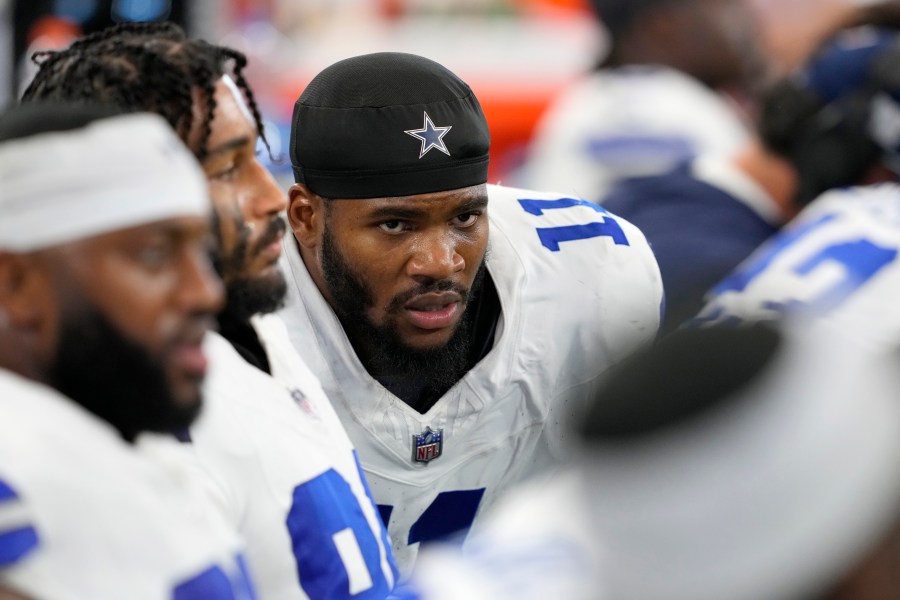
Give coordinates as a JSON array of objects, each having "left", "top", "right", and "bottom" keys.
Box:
[
  {"left": 47, "top": 303, "right": 202, "bottom": 443},
  {"left": 321, "top": 227, "right": 486, "bottom": 402},
  {"left": 213, "top": 212, "right": 288, "bottom": 321}
]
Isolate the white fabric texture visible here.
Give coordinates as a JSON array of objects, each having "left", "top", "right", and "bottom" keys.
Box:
[
  {"left": 523, "top": 65, "right": 750, "bottom": 200},
  {"left": 188, "top": 321, "right": 396, "bottom": 599},
  {"left": 0, "top": 112, "right": 209, "bottom": 251},
  {"left": 409, "top": 324, "right": 900, "bottom": 600},
  {"left": 0, "top": 369, "right": 252, "bottom": 599}
]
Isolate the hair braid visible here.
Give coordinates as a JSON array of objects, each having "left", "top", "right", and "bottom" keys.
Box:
[
  {"left": 190, "top": 58, "right": 217, "bottom": 162},
  {"left": 221, "top": 47, "right": 272, "bottom": 156},
  {"left": 21, "top": 22, "right": 272, "bottom": 161}
]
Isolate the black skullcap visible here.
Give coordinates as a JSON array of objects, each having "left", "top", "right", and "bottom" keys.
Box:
[
  {"left": 759, "top": 27, "right": 900, "bottom": 206},
  {"left": 290, "top": 52, "right": 490, "bottom": 199},
  {"left": 580, "top": 323, "right": 782, "bottom": 442}
]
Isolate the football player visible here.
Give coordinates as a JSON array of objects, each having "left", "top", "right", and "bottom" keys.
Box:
[
  {"left": 603, "top": 24, "right": 900, "bottom": 332},
  {"left": 282, "top": 51, "right": 664, "bottom": 570},
  {"left": 694, "top": 26, "right": 900, "bottom": 344},
  {"left": 0, "top": 103, "right": 255, "bottom": 599},
  {"left": 523, "top": 0, "right": 766, "bottom": 198},
  {"left": 695, "top": 184, "right": 900, "bottom": 348},
  {"left": 405, "top": 323, "right": 900, "bottom": 600},
  {"left": 22, "top": 23, "right": 398, "bottom": 599}
]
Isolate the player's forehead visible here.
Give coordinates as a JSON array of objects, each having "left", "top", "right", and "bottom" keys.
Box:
[
  {"left": 332, "top": 184, "right": 489, "bottom": 218},
  {"left": 190, "top": 77, "right": 258, "bottom": 158},
  {"left": 76, "top": 214, "right": 212, "bottom": 250}
]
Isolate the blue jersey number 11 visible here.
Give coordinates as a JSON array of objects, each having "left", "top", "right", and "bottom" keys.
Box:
[{"left": 517, "top": 197, "right": 630, "bottom": 251}]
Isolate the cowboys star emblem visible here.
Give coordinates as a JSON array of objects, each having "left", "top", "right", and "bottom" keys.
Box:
[{"left": 404, "top": 112, "right": 452, "bottom": 158}]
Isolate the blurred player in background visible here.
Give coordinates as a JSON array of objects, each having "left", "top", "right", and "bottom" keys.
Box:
[
  {"left": 694, "top": 18, "right": 900, "bottom": 344},
  {"left": 602, "top": 24, "right": 900, "bottom": 332},
  {"left": 22, "top": 23, "right": 398, "bottom": 599},
  {"left": 748, "top": 0, "right": 900, "bottom": 74},
  {"left": 522, "top": 0, "right": 767, "bottom": 198},
  {"left": 404, "top": 323, "right": 900, "bottom": 600},
  {"left": 696, "top": 182, "right": 900, "bottom": 350},
  {"left": 282, "top": 51, "right": 663, "bottom": 570},
  {"left": 0, "top": 103, "right": 257, "bottom": 599}
]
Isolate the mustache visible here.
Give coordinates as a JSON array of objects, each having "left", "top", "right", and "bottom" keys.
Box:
[
  {"left": 167, "top": 313, "right": 218, "bottom": 349},
  {"left": 386, "top": 278, "right": 470, "bottom": 313},
  {"left": 251, "top": 216, "right": 287, "bottom": 255}
]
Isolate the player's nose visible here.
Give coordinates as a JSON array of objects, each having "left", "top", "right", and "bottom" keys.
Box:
[
  {"left": 406, "top": 229, "right": 465, "bottom": 282},
  {"left": 177, "top": 246, "right": 225, "bottom": 315},
  {"left": 246, "top": 159, "right": 288, "bottom": 220}
]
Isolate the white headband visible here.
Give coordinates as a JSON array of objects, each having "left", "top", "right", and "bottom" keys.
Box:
[
  {"left": 0, "top": 113, "right": 210, "bottom": 251},
  {"left": 584, "top": 322, "right": 900, "bottom": 600}
]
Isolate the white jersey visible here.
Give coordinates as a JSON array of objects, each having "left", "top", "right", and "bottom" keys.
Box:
[
  {"left": 523, "top": 66, "right": 750, "bottom": 200},
  {"left": 277, "top": 183, "right": 663, "bottom": 570},
  {"left": 400, "top": 470, "right": 603, "bottom": 600},
  {"left": 406, "top": 323, "right": 900, "bottom": 600},
  {"left": 0, "top": 369, "right": 254, "bottom": 600},
  {"left": 696, "top": 183, "right": 900, "bottom": 351},
  {"left": 189, "top": 324, "right": 397, "bottom": 600}
]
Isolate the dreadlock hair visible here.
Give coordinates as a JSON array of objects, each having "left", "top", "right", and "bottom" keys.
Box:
[{"left": 21, "top": 21, "right": 270, "bottom": 162}]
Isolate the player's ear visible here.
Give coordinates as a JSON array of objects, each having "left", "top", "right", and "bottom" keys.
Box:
[
  {"left": 0, "top": 252, "right": 48, "bottom": 330},
  {"left": 288, "top": 183, "right": 323, "bottom": 249}
]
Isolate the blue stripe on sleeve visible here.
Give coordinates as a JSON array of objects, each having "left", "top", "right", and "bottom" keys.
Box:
[
  {"left": 0, "top": 526, "right": 39, "bottom": 566},
  {"left": 0, "top": 477, "right": 40, "bottom": 566}
]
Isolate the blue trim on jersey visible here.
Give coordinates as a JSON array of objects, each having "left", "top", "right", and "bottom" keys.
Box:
[
  {"left": 352, "top": 452, "right": 400, "bottom": 586},
  {"left": 377, "top": 504, "right": 394, "bottom": 530},
  {"left": 287, "top": 467, "right": 395, "bottom": 599},
  {"left": 711, "top": 214, "right": 838, "bottom": 295},
  {"left": 0, "top": 477, "right": 39, "bottom": 566},
  {"left": 0, "top": 479, "right": 18, "bottom": 503},
  {"left": 706, "top": 210, "right": 898, "bottom": 320},
  {"left": 0, "top": 526, "right": 39, "bottom": 566},
  {"left": 173, "top": 565, "right": 240, "bottom": 600},
  {"left": 407, "top": 489, "right": 486, "bottom": 545},
  {"left": 584, "top": 135, "right": 695, "bottom": 166},
  {"left": 234, "top": 554, "right": 259, "bottom": 600}
]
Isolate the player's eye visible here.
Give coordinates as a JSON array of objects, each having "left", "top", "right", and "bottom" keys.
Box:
[
  {"left": 211, "top": 163, "right": 238, "bottom": 181},
  {"left": 452, "top": 212, "right": 480, "bottom": 228},
  {"left": 379, "top": 220, "right": 409, "bottom": 234},
  {"left": 135, "top": 241, "right": 175, "bottom": 268}
]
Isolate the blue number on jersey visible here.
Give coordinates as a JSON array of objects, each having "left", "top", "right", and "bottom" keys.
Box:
[
  {"left": 710, "top": 212, "right": 897, "bottom": 314},
  {"left": 378, "top": 488, "right": 486, "bottom": 547},
  {"left": 517, "top": 197, "right": 629, "bottom": 251},
  {"left": 173, "top": 555, "right": 257, "bottom": 600},
  {"left": 287, "top": 464, "right": 396, "bottom": 599},
  {"left": 0, "top": 478, "right": 39, "bottom": 566}
]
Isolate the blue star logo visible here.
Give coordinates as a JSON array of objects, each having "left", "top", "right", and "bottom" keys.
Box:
[{"left": 404, "top": 112, "right": 452, "bottom": 158}]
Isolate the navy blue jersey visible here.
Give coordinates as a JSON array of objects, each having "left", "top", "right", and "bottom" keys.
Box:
[{"left": 602, "top": 161, "right": 780, "bottom": 331}]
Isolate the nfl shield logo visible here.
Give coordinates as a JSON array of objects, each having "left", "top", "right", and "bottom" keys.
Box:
[
  {"left": 412, "top": 427, "right": 443, "bottom": 464},
  {"left": 289, "top": 388, "right": 317, "bottom": 417}
]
